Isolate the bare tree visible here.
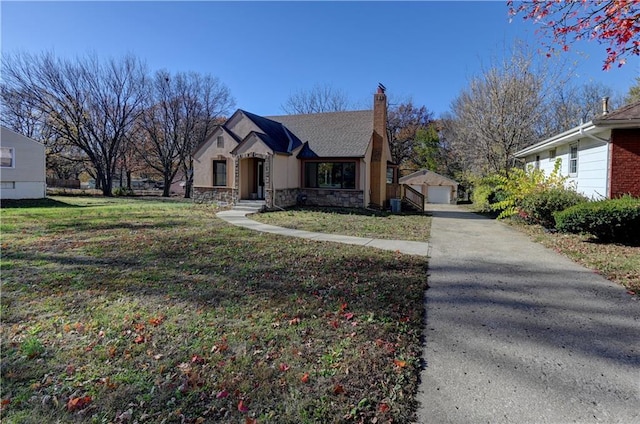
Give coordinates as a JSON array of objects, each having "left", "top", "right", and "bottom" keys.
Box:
[
  {"left": 545, "top": 81, "right": 617, "bottom": 135},
  {"left": 445, "top": 48, "right": 561, "bottom": 177},
  {"left": 386, "top": 101, "right": 434, "bottom": 167},
  {"left": 625, "top": 77, "right": 640, "bottom": 104},
  {"left": 1, "top": 51, "right": 147, "bottom": 196},
  {"left": 137, "top": 70, "right": 234, "bottom": 197},
  {"left": 281, "top": 83, "right": 351, "bottom": 114}
]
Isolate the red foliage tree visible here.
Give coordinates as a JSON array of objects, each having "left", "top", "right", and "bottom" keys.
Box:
[{"left": 508, "top": 0, "right": 640, "bottom": 69}]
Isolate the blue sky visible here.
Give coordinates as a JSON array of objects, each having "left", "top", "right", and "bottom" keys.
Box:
[{"left": 2, "top": 1, "right": 639, "bottom": 118}]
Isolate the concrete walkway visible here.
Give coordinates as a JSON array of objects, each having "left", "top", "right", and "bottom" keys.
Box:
[
  {"left": 216, "top": 209, "right": 430, "bottom": 256},
  {"left": 416, "top": 204, "right": 639, "bottom": 424}
]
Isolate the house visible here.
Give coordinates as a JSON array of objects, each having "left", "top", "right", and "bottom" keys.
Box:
[
  {"left": 192, "top": 86, "right": 396, "bottom": 209},
  {"left": 0, "top": 126, "right": 46, "bottom": 200},
  {"left": 514, "top": 99, "right": 640, "bottom": 199},
  {"left": 399, "top": 169, "right": 458, "bottom": 205}
]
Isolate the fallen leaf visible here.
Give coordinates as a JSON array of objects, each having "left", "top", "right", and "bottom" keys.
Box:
[
  {"left": 216, "top": 390, "right": 229, "bottom": 399},
  {"left": 378, "top": 402, "right": 390, "bottom": 413},
  {"left": 393, "top": 359, "right": 407, "bottom": 368},
  {"left": 344, "top": 312, "right": 354, "bottom": 320},
  {"left": 191, "top": 354, "right": 205, "bottom": 364},
  {"left": 148, "top": 315, "right": 165, "bottom": 326},
  {"left": 134, "top": 335, "right": 145, "bottom": 344},
  {"left": 300, "top": 372, "right": 309, "bottom": 383},
  {"left": 288, "top": 317, "right": 300, "bottom": 326},
  {"left": 279, "top": 363, "right": 290, "bottom": 372},
  {"left": 238, "top": 399, "right": 248, "bottom": 412},
  {"left": 245, "top": 418, "right": 257, "bottom": 424},
  {"left": 67, "top": 395, "right": 91, "bottom": 412},
  {"left": 333, "top": 384, "right": 345, "bottom": 395},
  {"left": 330, "top": 320, "right": 339, "bottom": 329}
]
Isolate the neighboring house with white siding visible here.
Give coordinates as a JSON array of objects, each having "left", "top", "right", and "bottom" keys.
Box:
[
  {"left": 0, "top": 126, "right": 47, "bottom": 200},
  {"left": 515, "top": 100, "right": 640, "bottom": 199}
]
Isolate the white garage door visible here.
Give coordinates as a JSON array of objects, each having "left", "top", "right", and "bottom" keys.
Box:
[{"left": 427, "top": 186, "right": 451, "bottom": 204}]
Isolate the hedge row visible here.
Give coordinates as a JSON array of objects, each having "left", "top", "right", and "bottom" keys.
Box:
[{"left": 554, "top": 196, "right": 640, "bottom": 243}]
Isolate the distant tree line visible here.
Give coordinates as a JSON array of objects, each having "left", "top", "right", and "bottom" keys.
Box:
[{"left": 1, "top": 52, "right": 235, "bottom": 197}]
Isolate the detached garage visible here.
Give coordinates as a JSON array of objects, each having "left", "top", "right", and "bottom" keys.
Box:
[{"left": 400, "top": 169, "right": 458, "bottom": 205}]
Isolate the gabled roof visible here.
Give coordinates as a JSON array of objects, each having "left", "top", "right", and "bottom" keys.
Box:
[
  {"left": 515, "top": 101, "right": 640, "bottom": 158},
  {"left": 1, "top": 126, "right": 46, "bottom": 147},
  {"left": 192, "top": 124, "right": 241, "bottom": 155},
  {"left": 241, "top": 110, "right": 303, "bottom": 154},
  {"left": 399, "top": 169, "right": 458, "bottom": 186},
  {"left": 266, "top": 110, "right": 374, "bottom": 158},
  {"left": 592, "top": 100, "right": 640, "bottom": 127}
]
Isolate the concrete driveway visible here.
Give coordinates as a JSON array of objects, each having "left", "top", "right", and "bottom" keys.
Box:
[{"left": 416, "top": 204, "right": 639, "bottom": 424}]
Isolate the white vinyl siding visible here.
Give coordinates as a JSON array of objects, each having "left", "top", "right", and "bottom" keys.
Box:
[{"left": 524, "top": 138, "right": 607, "bottom": 199}]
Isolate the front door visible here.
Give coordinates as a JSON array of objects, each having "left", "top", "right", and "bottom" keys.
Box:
[{"left": 256, "top": 160, "right": 264, "bottom": 199}]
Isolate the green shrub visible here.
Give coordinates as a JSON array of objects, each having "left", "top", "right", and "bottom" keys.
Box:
[
  {"left": 471, "top": 175, "right": 502, "bottom": 212},
  {"left": 519, "top": 188, "right": 587, "bottom": 228},
  {"left": 113, "top": 187, "right": 134, "bottom": 196},
  {"left": 492, "top": 159, "right": 569, "bottom": 219},
  {"left": 554, "top": 195, "right": 640, "bottom": 242}
]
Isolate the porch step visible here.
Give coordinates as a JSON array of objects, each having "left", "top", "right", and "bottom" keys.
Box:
[{"left": 233, "top": 200, "right": 266, "bottom": 213}]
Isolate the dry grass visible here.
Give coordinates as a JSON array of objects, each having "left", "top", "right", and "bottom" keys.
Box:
[
  {"left": 1, "top": 197, "right": 428, "bottom": 423},
  {"left": 252, "top": 207, "right": 431, "bottom": 241}
]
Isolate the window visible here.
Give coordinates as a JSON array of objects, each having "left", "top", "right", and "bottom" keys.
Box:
[
  {"left": 386, "top": 167, "right": 395, "bottom": 184},
  {"left": 535, "top": 155, "right": 540, "bottom": 170},
  {"left": 569, "top": 144, "right": 578, "bottom": 175},
  {"left": 213, "top": 160, "right": 227, "bottom": 186},
  {"left": 0, "top": 181, "right": 15, "bottom": 189},
  {"left": 0, "top": 147, "right": 14, "bottom": 168},
  {"left": 304, "top": 162, "right": 356, "bottom": 189},
  {"left": 549, "top": 148, "right": 556, "bottom": 160},
  {"left": 216, "top": 136, "right": 224, "bottom": 148}
]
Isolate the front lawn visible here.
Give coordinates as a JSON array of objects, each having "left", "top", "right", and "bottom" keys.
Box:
[
  {"left": 252, "top": 207, "right": 431, "bottom": 241},
  {"left": 0, "top": 197, "right": 428, "bottom": 423}
]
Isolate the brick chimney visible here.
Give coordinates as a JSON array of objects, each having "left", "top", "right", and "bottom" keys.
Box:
[{"left": 370, "top": 84, "right": 388, "bottom": 208}]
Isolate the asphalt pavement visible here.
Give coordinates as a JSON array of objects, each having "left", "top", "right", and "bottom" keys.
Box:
[{"left": 415, "top": 204, "right": 639, "bottom": 424}]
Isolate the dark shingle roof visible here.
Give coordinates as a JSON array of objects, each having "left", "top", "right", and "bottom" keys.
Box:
[
  {"left": 593, "top": 101, "right": 640, "bottom": 126},
  {"left": 265, "top": 110, "right": 373, "bottom": 158},
  {"left": 241, "top": 110, "right": 302, "bottom": 153}
]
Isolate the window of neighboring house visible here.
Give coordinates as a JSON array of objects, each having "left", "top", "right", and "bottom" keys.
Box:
[
  {"left": 569, "top": 144, "right": 578, "bottom": 175},
  {"left": 535, "top": 155, "right": 540, "bottom": 169},
  {"left": 549, "top": 148, "right": 556, "bottom": 160},
  {"left": 304, "top": 162, "right": 356, "bottom": 189},
  {"left": 0, "top": 181, "right": 15, "bottom": 189},
  {"left": 217, "top": 136, "right": 224, "bottom": 148},
  {"left": 213, "top": 160, "right": 227, "bottom": 186},
  {"left": 0, "top": 147, "right": 14, "bottom": 168}
]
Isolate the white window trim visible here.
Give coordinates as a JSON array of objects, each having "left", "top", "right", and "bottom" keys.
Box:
[
  {"left": 0, "top": 147, "right": 15, "bottom": 168},
  {"left": 569, "top": 143, "right": 578, "bottom": 176}
]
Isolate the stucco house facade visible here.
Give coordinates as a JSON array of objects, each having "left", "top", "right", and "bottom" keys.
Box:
[
  {"left": 0, "top": 126, "right": 47, "bottom": 200},
  {"left": 514, "top": 100, "right": 640, "bottom": 199},
  {"left": 192, "top": 87, "right": 395, "bottom": 209}
]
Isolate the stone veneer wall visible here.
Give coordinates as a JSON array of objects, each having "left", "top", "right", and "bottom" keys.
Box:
[
  {"left": 303, "top": 189, "right": 364, "bottom": 208},
  {"left": 192, "top": 187, "right": 237, "bottom": 205},
  {"left": 271, "top": 188, "right": 300, "bottom": 209}
]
